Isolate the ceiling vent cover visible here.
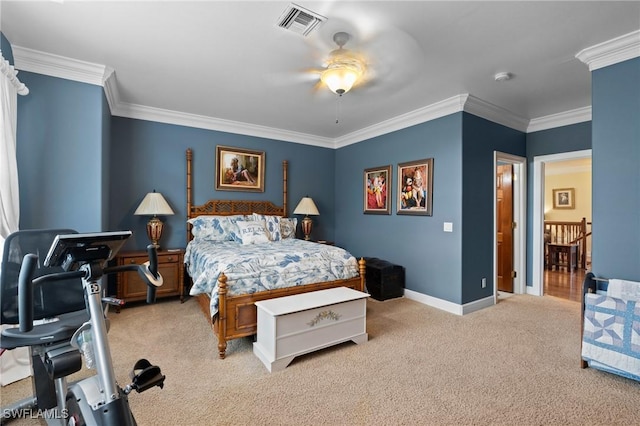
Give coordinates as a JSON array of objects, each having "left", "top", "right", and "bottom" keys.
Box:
[{"left": 277, "top": 3, "right": 326, "bottom": 36}]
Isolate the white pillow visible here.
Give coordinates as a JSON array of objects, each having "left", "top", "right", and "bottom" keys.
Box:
[
  {"left": 252, "top": 213, "right": 282, "bottom": 241},
  {"left": 188, "top": 215, "right": 247, "bottom": 241},
  {"left": 280, "top": 217, "right": 298, "bottom": 239},
  {"left": 236, "top": 220, "right": 270, "bottom": 245}
]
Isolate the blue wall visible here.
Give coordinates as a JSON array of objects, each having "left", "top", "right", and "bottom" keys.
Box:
[
  {"left": 591, "top": 57, "right": 640, "bottom": 280},
  {"left": 335, "top": 113, "right": 464, "bottom": 303},
  {"left": 1, "top": 32, "right": 13, "bottom": 63},
  {"left": 109, "top": 117, "right": 336, "bottom": 251},
  {"left": 525, "top": 122, "right": 592, "bottom": 284},
  {"left": 461, "top": 113, "right": 525, "bottom": 303},
  {"left": 335, "top": 112, "right": 525, "bottom": 305},
  {"left": 16, "top": 72, "right": 106, "bottom": 232}
]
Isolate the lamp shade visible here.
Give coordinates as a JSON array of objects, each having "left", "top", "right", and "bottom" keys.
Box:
[
  {"left": 134, "top": 191, "right": 175, "bottom": 216},
  {"left": 293, "top": 197, "right": 319, "bottom": 216}
]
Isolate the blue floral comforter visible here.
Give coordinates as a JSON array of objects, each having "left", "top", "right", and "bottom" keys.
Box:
[{"left": 185, "top": 239, "right": 359, "bottom": 317}]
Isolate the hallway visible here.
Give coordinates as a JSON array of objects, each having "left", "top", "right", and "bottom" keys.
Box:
[{"left": 544, "top": 268, "right": 587, "bottom": 303}]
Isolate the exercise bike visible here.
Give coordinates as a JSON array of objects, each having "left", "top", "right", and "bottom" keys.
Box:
[{"left": 1, "top": 230, "right": 165, "bottom": 425}]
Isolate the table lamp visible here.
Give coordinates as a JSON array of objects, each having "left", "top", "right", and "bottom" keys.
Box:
[
  {"left": 134, "top": 190, "right": 175, "bottom": 248},
  {"left": 293, "top": 196, "right": 320, "bottom": 240}
]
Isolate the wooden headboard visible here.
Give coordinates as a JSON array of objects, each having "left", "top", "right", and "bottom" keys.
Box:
[{"left": 185, "top": 148, "right": 288, "bottom": 244}]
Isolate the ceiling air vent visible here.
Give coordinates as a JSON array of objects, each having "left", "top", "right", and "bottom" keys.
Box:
[{"left": 277, "top": 3, "right": 326, "bottom": 36}]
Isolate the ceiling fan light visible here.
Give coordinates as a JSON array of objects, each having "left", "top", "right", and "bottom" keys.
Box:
[{"left": 321, "top": 67, "right": 360, "bottom": 95}]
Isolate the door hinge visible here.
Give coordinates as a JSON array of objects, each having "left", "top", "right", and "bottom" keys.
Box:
[
  {"left": 512, "top": 222, "right": 517, "bottom": 229},
  {"left": 511, "top": 270, "right": 517, "bottom": 278}
]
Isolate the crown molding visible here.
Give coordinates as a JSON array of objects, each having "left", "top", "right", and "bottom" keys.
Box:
[
  {"left": 334, "top": 94, "right": 468, "bottom": 148},
  {"left": 527, "top": 106, "right": 592, "bottom": 133},
  {"left": 576, "top": 30, "right": 640, "bottom": 71},
  {"left": 14, "top": 45, "right": 597, "bottom": 148},
  {"left": 113, "top": 102, "right": 335, "bottom": 148},
  {"left": 12, "top": 45, "right": 110, "bottom": 86},
  {"left": 463, "top": 95, "right": 529, "bottom": 132}
]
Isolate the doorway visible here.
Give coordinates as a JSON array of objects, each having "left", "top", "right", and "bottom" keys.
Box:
[
  {"left": 493, "top": 152, "right": 527, "bottom": 304},
  {"left": 531, "top": 149, "right": 592, "bottom": 297}
]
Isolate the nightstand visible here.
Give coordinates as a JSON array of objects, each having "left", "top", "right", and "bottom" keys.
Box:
[
  {"left": 313, "top": 240, "right": 335, "bottom": 246},
  {"left": 115, "top": 249, "right": 185, "bottom": 305}
]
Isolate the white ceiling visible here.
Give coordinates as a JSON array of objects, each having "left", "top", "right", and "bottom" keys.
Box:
[{"left": 2, "top": 1, "right": 639, "bottom": 146}]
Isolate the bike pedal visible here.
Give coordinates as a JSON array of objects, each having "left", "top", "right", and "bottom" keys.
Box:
[{"left": 129, "top": 358, "right": 165, "bottom": 393}]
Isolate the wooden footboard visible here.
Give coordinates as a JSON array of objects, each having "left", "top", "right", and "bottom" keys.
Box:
[{"left": 198, "top": 258, "right": 366, "bottom": 359}]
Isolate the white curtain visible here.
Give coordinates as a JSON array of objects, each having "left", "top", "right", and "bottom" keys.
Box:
[{"left": 0, "top": 52, "right": 30, "bottom": 386}]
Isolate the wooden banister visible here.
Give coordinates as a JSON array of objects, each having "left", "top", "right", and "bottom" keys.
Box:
[{"left": 544, "top": 218, "right": 591, "bottom": 269}]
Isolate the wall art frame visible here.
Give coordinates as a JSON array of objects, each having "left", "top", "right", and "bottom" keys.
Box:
[
  {"left": 364, "top": 165, "right": 392, "bottom": 214},
  {"left": 397, "top": 158, "right": 433, "bottom": 216},
  {"left": 552, "top": 187, "right": 575, "bottom": 209},
  {"left": 215, "top": 145, "right": 265, "bottom": 192}
]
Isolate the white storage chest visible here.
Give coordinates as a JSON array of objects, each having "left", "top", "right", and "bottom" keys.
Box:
[{"left": 253, "top": 287, "right": 369, "bottom": 372}]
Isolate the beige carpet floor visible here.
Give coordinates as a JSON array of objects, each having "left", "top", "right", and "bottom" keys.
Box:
[{"left": 1, "top": 294, "right": 638, "bottom": 425}]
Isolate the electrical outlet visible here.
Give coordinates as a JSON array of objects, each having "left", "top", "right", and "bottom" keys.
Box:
[{"left": 481, "top": 277, "right": 486, "bottom": 288}]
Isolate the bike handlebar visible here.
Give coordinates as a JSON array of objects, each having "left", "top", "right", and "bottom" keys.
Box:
[{"left": 18, "top": 254, "right": 37, "bottom": 333}]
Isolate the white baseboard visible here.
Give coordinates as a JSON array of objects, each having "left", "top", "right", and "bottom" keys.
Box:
[{"left": 403, "top": 289, "right": 495, "bottom": 315}]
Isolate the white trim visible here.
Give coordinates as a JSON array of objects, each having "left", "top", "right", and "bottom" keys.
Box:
[
  {"left": 576, "top": 30, "right": 640, "bottom": 71},
  {"left": 112, "top": 102, "right": 335, "bottom": 148},
  {"left": 334, "top": 94, "right": 468, "bottom": 148},
  {"left": 494, "top": 152, "right": 527, "bottom": 300},
  {"left": 462, "top": 295, "right": 495, "bottom": 315},
  {"left": 527, "top": 106, "right": 592, "bottom": 133},
  {"left": 403, "top": 289, "right": 495, "bottom": 316},
  {"left": 465, "top": 95, "right": 529, "bottom": 133},
  {"left": 404, "top": 289, "right": 464, "bottom": 315},
  {"left": 12, "top": 46, "right": 111, "bottom": 87},
  {"left": 531, "top": 149, "right": 592, "bottom": 296},
  {"left": 12, "top": 41, "right": 611, "bottom": 146}
]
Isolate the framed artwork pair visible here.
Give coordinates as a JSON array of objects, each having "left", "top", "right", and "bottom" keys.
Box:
[{"left": 364, "top": 158, "right": 434, "bottom": 216}]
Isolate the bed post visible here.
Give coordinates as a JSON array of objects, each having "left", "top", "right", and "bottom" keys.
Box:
[
  {"left": 186, "top": 148, "right": 193, "bottom": 246},
  {"left": 217, "top": 273, "right": 228, "bottom": 359},
  {"left": 358, "top": 258, "right": 366, "bottom": 292},
  {"left": 283, "top": 160, "right": 288, "bottom": 216}
]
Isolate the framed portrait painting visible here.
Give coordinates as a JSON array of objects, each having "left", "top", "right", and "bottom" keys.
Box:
[
  {"left": 215, "top": 145, "right": 265, "bottom": 192},
  {"left": 553, "top": 188, "right": 575, "bottom": 209},
  {"left": 364, "top": 165, "right": 392, "bottom": 214},
  {"left": 397, "top": 158, "right": 433, "bottom": 216}
]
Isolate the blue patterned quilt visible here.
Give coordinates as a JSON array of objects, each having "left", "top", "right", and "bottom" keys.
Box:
[
  {"left": 582, "top": 293, "right": 640, "bottom": 381},
  {"left": 185, "top": 239, "right": 359, "bottom": 317}
]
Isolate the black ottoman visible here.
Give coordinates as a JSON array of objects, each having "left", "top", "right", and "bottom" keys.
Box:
[{"left": 363, "top": 257, "right": 405, "bottom": 301}]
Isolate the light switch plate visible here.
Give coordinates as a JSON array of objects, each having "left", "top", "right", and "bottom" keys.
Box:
[{"left": 444, "top": 222, "right": 453, "bottom": 232}]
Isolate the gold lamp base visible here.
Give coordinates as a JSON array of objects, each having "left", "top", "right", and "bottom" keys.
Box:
[
  {"left": 301, "top": 216, "right": 313, "bottom": 241},
  {"left": 146, "top": 216, "right": 164, "bottom": 247}
]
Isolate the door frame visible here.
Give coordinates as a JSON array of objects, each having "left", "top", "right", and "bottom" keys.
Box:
[
  {"left": 493, "top": 152, "right": 527, "bottom": 303},
  {"left": 531, "top": 149, "right": 592, "bottom": 296}
]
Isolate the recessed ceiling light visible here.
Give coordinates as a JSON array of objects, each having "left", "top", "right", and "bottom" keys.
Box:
[{"left": 494, "top": 72, "right": 512, "bottom": 82}]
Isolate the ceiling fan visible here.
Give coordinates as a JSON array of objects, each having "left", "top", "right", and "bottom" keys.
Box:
[{"left": 318, "top": 31, "right": 367, "bottom": 96}]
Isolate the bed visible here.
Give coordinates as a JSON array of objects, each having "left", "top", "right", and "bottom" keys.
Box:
[{"left": 184, "top": 148, "right": 366, "bottom": 359}]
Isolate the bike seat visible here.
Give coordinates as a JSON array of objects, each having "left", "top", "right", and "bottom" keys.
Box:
[{"left": 1, "top": 310, "right": 90, "bottom": 350}]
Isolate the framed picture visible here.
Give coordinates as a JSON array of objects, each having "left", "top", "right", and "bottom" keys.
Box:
[
  {"left": 397, "top": 158, "right": 433, "bottom": 216},
  {"left": 364, "top": 165, "right": 392, "bottom": 214},
  {"left": 553, "top": 188, "right": 575, "bottom": 209},
  {"left": 215, "top": 145, "right": 265, "bottom": 192}
]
